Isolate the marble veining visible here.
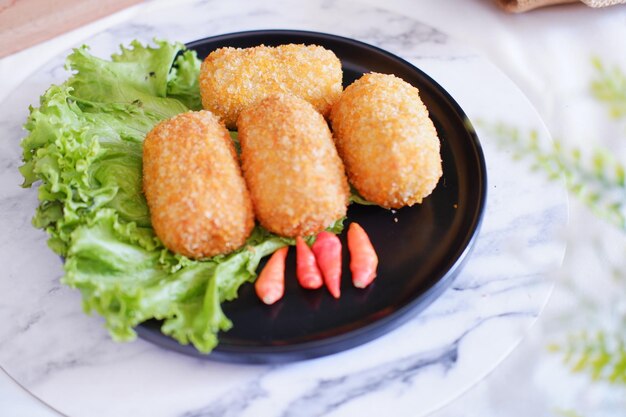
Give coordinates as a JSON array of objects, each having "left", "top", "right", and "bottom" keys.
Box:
[
  {"left": 0, "top": 0, "right": 567, "bottom": 416},
  {"left": 181, "top": 378, "right": 270, "bottom": 417},
  {"left": 276, "top": 345, "right": 458, "bottom": 417}
]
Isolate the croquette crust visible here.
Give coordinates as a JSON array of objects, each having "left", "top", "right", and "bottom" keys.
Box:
[
  {"left": 199, "top": 44, "right": 343, "bottom": 129},
  {"left": 330, "top": 73, "right": 443, "bottom": 209},
  {"left": 142, "top": 111, "right": 254, "bottom": 258},
  {"left": 238, "top": 94, "right": 350, "bottom": 237}
]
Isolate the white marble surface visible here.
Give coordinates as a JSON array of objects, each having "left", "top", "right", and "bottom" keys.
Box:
[{"left": 0, "top": 0, "right": 568, "bottom": 416}]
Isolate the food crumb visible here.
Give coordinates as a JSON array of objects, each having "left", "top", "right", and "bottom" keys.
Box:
[
  {"left": 394, "top": 218, "right": 398, "bottom": 223},
  {"left": 453, "top": 203, "right": 458, "bottom": 209},
  {"left": 391, "top": 209, "right": 397, "bottom": 214}
]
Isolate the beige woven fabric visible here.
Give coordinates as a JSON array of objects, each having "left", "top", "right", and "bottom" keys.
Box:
[{"left": 496, "top": 0, "right": 625, "bottom": 12}]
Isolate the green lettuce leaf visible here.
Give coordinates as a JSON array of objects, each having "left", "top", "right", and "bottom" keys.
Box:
[
  {"left": 64, "top": 209, "right": 290, "bottom": 352},
  {"left": 167, "top": 49, "right": 203, "bottom": 111},
  {"left": 67, "top": 40, "right": 188, "bottom": 118},
  {"left": 349, "top": 185, "right": 376, "bottom": 206},
  {"left": 19, "top": 39, "right": 329, "bottom": 354}
]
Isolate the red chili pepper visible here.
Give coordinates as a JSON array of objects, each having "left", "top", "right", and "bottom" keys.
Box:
[
  {"left": 255, "top": 247, "right": 288, "bottom": 305},
  {"left": 296, "top": 236, "right": 323, "bottom": 289},
  {"left": 347, "top": 222, "right": 378, "bottom": 288},
  {"left": 311, "top": 231, "right": 342, "bottom": 298}
]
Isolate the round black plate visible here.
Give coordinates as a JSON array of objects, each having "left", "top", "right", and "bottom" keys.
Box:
[{"left": 136, "top": 30, "right": 487, "bottom": 363}]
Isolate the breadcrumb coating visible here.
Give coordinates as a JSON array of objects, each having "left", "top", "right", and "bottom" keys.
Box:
[
  {"left": 200, "top": 44, "right": 343, "bottom": 129},
  {"left": 142, "top": 111, "right": 254, "bottom": 258},
  {"left": 238, "top": 94, "right": 350, "bottom": 237},
  {"left": 330, "top": 73, "right": 442, "bottom": 208}
]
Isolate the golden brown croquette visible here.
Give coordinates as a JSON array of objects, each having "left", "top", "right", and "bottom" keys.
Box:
[
  {"left": 142, "top": 111, "right": 254, "bottom": 258},
  {"left": 330, "top": 73, "right": 442, "bottom": 208},
  {"left": 199, "top": 44, "right": 343, "bottom": 129},
  {"left": 237, "top": 94, "right": 350, "bottom": 237}
]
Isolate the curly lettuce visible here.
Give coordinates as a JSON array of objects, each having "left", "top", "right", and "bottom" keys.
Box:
[{"left": 18, "top": 40, "right": 298, "bottom": 353}]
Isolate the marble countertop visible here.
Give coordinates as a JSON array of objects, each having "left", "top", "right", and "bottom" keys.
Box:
[{"left": 1, "top": 0, "right": 624, "bottom": 416}]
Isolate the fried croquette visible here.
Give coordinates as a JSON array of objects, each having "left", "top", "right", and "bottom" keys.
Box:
[
  {"left": 237, "top": 94, "right": 350, "bottom": 237},
  {"left": 199, "top": 44, "right": 343, "bottom": 129},
  {"left": 330, "top": 73, "right": 442, "bottom": 208},
  {"left": 142, "top": 111, "right": 254, "bottom": 258}
]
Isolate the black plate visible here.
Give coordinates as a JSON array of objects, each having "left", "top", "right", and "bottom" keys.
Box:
[{"left": 136, "top": 30, "right": 487, "bottom": 363}]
